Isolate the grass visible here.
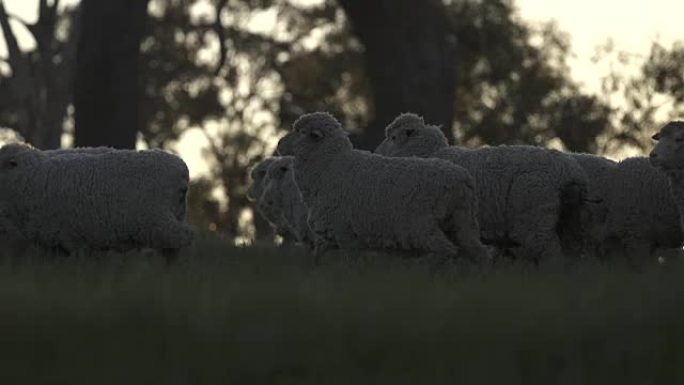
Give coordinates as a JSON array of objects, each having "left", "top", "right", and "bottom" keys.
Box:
[{"left": 1, "top": 235, "right": 684, "bottom": 384}]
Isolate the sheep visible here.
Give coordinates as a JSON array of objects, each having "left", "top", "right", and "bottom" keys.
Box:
[
  {"left": 246, "top": 157, "right": 278, "bottom": 205},
  {"left": 259, "top": 156, "right": 315, "bottom": 247},
  {"left": 246, "top": 157, "right": 297, "bottom": 243},
  {"left": 568, "top": 153, "right": 618, "bottom": 255},
  {"left": 375, "top": 113, "right": 589, "bottom": 262},
  {"left": 44, "top": 146, "right": 116, "bottom": 157},
  {"left": 600, "top": 155, "right": 682, "bottom": 258},
  {"left": 0, "top": 210, "right": 32, "bottom": 258},
  {"left": 0, "top": 143, "right": 194, "bottom": 256},
  {"left": 648, "top": 120, "right": 684, "bottom": 243},
  {"left": 275, "top": 112, "right": 490, "bottom": 261}
]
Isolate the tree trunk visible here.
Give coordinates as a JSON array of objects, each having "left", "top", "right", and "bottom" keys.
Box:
[
  {"left": 337, "top": 0, "right": 458, "bottom": 149},
  {"left": 74, "top": 0, "right": 150, "bottom": 149}
]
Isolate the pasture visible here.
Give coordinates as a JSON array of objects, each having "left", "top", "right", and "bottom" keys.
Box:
[{"left": 1, "top": 235, "right": 684, "bottom": 384}]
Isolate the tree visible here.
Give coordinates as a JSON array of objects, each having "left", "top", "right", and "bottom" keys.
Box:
[
  {"left": 73, "top": 0, "right": 150, "bottom": 148},
  {"left": 287, "top": 0, "right": 614, "bottom": 153},
  {"left": 446, "top": 2, "right": 612, "bottom": 152},
  {"left": 337, "top": 0, "right": 458, "bottom": 149},
  {"left": 593, "top": 40, "right": 684, "bottom": 155},
  {"left": 138, "top": 0, "right": 293, "bottom": 241},
  {"left": 0, "top": 0, "right": 78, "bottom": 149}
]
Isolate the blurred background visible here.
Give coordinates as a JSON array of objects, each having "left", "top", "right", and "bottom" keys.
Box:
[{"left": 0, "top": 0, "right": 681, "bottom": 244}]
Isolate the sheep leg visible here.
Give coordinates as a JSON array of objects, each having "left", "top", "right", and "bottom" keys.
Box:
[
  {"left": 622, "top": 238, "right": 653, "bottom": 266},
  {"left": 421, "top": 229, "right": 460, "bottom": 259},
  {"left": 149, "top": 214, "right": 194, "bottom": 251},
  {"left": 509, "top": 201, "right": 564, "bottom": 262},
  {"left": 447, "top": 209, "right": 491, "bottom": 262},
  {"left": 307, "top": 216, "right": 340, "bottom": 258}
]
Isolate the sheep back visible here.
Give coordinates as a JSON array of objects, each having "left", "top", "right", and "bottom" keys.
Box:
[{"left": 0, "top": 145, "right": 192, "bottom": 252}]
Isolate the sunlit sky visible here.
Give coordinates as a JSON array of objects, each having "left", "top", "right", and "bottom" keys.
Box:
[{"left": 1, "top": 0, "right": 683, "bottom": 177}]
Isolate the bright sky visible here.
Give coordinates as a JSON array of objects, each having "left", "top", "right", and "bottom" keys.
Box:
[
  {"left": 517, "top": 0, "right": 684, "bottom": 93},
  {"left": 1, "top": 0, "right": 683, "bottom": 176}
]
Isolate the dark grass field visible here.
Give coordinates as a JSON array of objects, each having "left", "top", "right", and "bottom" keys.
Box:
[{"left": 2, "top": 235, "right": 684, "bottom": 384}]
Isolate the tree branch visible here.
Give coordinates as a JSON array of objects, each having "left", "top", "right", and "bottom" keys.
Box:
[
  {"left": 0, "top": 0, "right": 31, "bottom": 100},
  {"left": 214, "top": 0, "right": 227, "bottom": 76}
]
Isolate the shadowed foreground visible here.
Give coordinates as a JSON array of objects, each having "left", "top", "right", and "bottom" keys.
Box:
[{"left": 1, "top": 237, "right": 684, "bottom": 384}]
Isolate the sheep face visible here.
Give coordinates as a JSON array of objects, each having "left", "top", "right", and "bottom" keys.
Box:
[
  {"left": 259, "top": 159, "right": 292, "bottom": 220},
  {"left": 0, "top": 144, "right": 39, "bottom": 217},
  {"left": 375, "top": 120, "right": 448, "bottom": 157},
  {"left": 384, "top": 113, "right": 425, "bottom": 137},
  {"left": 276, "top": 112, "right": 352, "bottom": 158},
  {"left": 0, "top": 144, "right": 38, "bottom": 181},
  {"left": 650, "top": 121, "right": 684, "bottom": 171},
  {"left": 247, "top": 158, "right": 276, "bottom": 202}
]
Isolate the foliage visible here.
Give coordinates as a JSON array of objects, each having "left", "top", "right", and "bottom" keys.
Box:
[
  {"left": 447, "top": 1, "right": 612, "bottom": 151},
  {"left": 2, "top": 242, "right": 684, "bottom": 383},
  {"left": 185, "top": 176, "right": 223, "bottom": 232},
  {"left": 139, "top": 0, "right": 366, "bottom": 240},
  {"left": 0, "top": 0, "right": 78, "bottom": 149},
  {"left": 595, "top": 40, "right": 684, "bottom": 154}
]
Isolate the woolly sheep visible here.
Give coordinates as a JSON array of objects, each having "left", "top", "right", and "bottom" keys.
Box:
[
  {"left": 246, "top": 157, "right": 278, "bottom": 205},
  {"left": 648, "top": 120, "right": 684, "bottom": 244},
  {"left": 259, "top": 156, "right": 315, "bottom": 247},
  {"left": 246, "top": 157, "right": 297, "bottom": 242},
  {"left": 44, "top": 146, "right": 116, "bottom": 157},
  {"left": 276, "top": 112, "right": 490, "bottom": 260},
  {"left": 601, "top": 156, "right": 681, "bottom": 257},
  {"left": 568, "top": 153, "right": 617, "bottom": 254},
  {"left": 375, "top": 113, "right": 589, "bottom": 262},
  {"left": 0, "top": 144, "right": 194, "bottom": 255}
]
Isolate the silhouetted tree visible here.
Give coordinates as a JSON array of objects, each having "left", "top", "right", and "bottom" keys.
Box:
[
  {"left": 448, "top": 2, "right": 612, "bottom": 152},
  {"left": 337, "top": 0, "right": 458, "bottom": 149},
  {"left": 139, "top": 0, "right": 294, "bottom": 241},
  {"left": 0, "top": 0, "right": 78, "bottom": 149},
  {"left": 73, "top": 0, "right": 150, "bottom": 148},
  {"left": 595, "top": 40, "right": 684, "bottom": 154}
]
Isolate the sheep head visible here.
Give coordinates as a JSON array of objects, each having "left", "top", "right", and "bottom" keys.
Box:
[
  {"left": 375, "top": 113, "right": 448, "bottom": 157},
  {"left": 0, "top": 143, "right": 40, "bottom": 173},
  {"left": 0, "top": 143, "right": 40, "bottom": 219},
  {"left": 650, "top": 121, "right": 684, "bottom": 172},
  {"left": 247, "top": 157, "right": 278, "bottom": 202},
  {"left": 259, "top": 157, "right": 294, "bottom": 220},
  {"left": 276, "top": 112, "right": 352, "bottom": 159}
]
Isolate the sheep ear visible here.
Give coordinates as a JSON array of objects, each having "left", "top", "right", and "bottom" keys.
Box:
[
  {"left": 652, "top": 133, "right": 661, "bottom": 141},
  {"left": 309, "top": 129, "right": 324, "bottom": 141}
]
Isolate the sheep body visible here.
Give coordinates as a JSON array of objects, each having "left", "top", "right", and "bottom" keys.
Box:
[
  {"left": 44, "top": 146, "right": 116, "bottom": 157},
  {"left": 647, "top": 121, "right": 684, "bottom": 251},
  {"left": 568, "top": 153, "right": 617, "bottom": 254},
  {"left": 277, "top": 112, "right": 489, "bottom": 260},
  {"left": 0, "top": 144, "right": 193, "bottom": 253},
  {"left": 602, "top": 156, "right": 681, "bottom": 256},
  {"left": 375, "top": 113, "right": 588, "bottom": 261}
]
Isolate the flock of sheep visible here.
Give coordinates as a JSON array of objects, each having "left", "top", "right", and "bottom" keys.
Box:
[
  {"left": 249, "top": 112, "right": 684, "bottom": 264},
  {"left": 1, "top": 112, "right": 683, "bottom": 265}
]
